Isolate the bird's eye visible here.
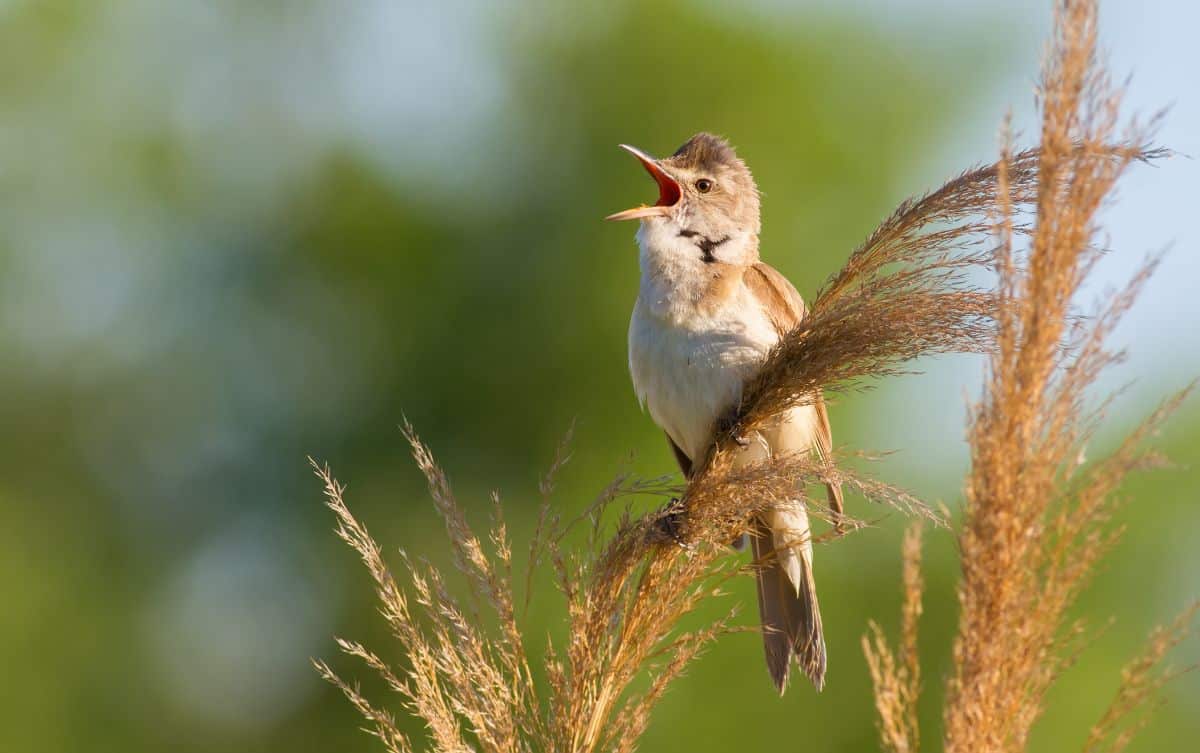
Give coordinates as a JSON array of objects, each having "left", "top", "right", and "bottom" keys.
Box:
[{"left": 695, "top": 178, "right": 713, "bottom": 193}]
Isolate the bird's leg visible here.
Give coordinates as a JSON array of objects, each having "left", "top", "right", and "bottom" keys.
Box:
[{"left": 649, "top": 497, "right": 692, "bottom": 550}]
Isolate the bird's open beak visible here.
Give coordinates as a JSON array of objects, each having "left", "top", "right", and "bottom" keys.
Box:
[{"left": 605, "top": 144, "right": 681, "bottom": 221}]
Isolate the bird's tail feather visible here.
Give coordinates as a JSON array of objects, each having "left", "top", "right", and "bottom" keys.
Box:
[{"left": 751, "top": 516, "right": 826, "bottom": 693}]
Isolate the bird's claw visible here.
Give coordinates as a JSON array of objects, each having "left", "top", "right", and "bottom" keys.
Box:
[
  {"left": 716, "top": 411, "right": 750, "bottom": 448},
  {"left": 650, "top": 498, "right": 693, "bottom": 550}
]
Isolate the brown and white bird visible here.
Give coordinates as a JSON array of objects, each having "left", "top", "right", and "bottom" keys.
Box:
[{"left": 608, "top": 133, "right": 843, "bottom": 693}]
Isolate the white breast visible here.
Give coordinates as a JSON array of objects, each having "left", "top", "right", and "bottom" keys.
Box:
[
  {"left": 626, "top": 222, "right": 826, "bottom": 597},
  {"left": 628, "top": 267, "right": 779, "bottom": 462}
]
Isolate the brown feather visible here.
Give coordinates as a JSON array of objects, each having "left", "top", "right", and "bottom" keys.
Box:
[
  {"left": 813, "top": 398, "right": 844, "bottom": 523},
  {"left": 744, "top": 262, "right": 804, "bottom": 331}
]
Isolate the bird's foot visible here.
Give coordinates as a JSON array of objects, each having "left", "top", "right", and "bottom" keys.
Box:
[
  {"left": 716, "top": 410, "right": 750, "bottom": 448},
  {"left": 649, "top": 498, "right": 692, "bottom": 550}
]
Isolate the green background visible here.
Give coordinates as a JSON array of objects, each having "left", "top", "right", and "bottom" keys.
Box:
[{"left": 1, "top": 1, "right": 1196, "bottom": 752}]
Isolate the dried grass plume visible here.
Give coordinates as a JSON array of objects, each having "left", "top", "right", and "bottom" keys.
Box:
[{"left": 865, "top": 2, "right": 1196, "bottom": 753}]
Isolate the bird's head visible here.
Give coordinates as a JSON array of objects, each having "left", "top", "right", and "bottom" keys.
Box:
[{"left": 606, "top": 132, "right": 761, "bottom": 256}]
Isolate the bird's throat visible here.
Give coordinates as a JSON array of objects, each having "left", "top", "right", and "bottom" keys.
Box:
[{"left": 676, "top": 229, "right": 730, "bottom": 263}]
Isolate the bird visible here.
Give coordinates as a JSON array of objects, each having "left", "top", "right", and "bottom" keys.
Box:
[{"left": 607, "top": 132, "right": 843, "bottom": 693}]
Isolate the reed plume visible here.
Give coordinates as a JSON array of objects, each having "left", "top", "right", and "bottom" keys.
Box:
[
  {"left": 864, "top": 2, "right": 1195, "bottom": 753},
  {"left": 863, "top": 523, "right": 925, "bottom": 753},
  {"left": 313, "top": 1, "right": 1191, "bottom": 751}
]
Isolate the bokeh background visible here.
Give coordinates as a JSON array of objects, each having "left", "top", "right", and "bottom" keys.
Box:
[{"left": 2, "top": 1, "right": 1197, "bottom": 751}]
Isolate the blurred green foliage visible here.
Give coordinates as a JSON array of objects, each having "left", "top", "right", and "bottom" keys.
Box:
[{"left": 1, "top": 1, "right": 1196, "bottom": 752}]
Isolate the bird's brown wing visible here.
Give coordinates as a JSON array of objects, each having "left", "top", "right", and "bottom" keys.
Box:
[
  {"left": 744, "top": 262, "right": 804, "bottom": 332},
  {"left": 744, "top": 263, "right": 843, "bottom": 522},
  {"left": 813, "top": 397, "right": 844, "bottom": 522}
]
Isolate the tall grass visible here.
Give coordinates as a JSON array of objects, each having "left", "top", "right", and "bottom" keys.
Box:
[
  {"left": 863, "top": 2, "right": 1196, "bottom": 752},
  {"left": 312, "top": 1, "right": 1193, "bottom": 751}
]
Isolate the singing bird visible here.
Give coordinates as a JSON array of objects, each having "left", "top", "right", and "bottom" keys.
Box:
[{"left": 608, "top": 133, "right": 843, "bottom": 693}]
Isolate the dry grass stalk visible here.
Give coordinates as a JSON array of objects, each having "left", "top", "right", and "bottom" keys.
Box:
[
  {"left": 312, "top": 429, "right": 937, "bottom": 753},
  {"left": 860, "top": 3, "right": 1195, "bottom": 753},
  {"left": 314, "top": 2, "right": 1188, "bottom": 750},
  {"left": 1083, "top": 601, "right": 1200, "bottom": 753},
  {"left": 863, "top": 523, "right": 925, "bottom": 753},
  {"left": 945, "top": 0, "right": 1187, "bottom": 748}
]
